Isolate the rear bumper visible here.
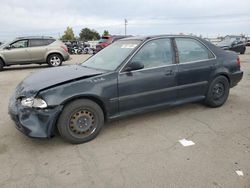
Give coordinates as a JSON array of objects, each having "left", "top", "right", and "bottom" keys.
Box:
[
  {"left": 229, "top": 70, "right": 243, "bottom": 88},
  {"left": 63, "top": 53, "right": 70, "bottom": 61}
]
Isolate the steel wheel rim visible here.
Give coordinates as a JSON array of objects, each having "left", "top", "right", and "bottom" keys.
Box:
[
  {"left": 50, "top": 56, "right": 61, "bottom": 66},
  {"left": 212, "top": 82, "right": 225, "bottom": 100},
  {"left": 68, "top": 109, "right": 97, "bottom": 138}
]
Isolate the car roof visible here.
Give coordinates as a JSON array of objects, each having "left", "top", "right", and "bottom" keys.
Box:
[
  {"left": 225, "top": 35, "right": 244, "bottom": 38},
  {"left": 120, "top": 35, "right": 201, "bottom": 41},
  {"left": 15, "top": 36, "right": 55, "bottom": 40}
]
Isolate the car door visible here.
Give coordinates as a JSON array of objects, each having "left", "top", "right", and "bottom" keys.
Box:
[
  {"left": 118, "top": 38, "right": 178, "bottom": 114},
  {"left": 27, "top": 39, "right": 48, "bottom": 62},
  {"left": 175, "top": 37, "right": 217, "bottom": 100},
  {"left": 2, "top": 40, "right": 30, "bottom": 64}
]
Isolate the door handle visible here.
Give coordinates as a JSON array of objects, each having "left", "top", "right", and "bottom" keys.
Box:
[{"left": 165, "top": 69, "right": 173, "bottom": 76}]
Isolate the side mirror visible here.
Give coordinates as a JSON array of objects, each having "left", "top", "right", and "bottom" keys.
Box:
[{"left": 123, "top": 61, "right": 144, "bottom": 72}]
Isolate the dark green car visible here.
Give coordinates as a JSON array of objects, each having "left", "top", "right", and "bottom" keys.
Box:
[{"left": 9, "top": 35, "right": 243, "bottom": 144}]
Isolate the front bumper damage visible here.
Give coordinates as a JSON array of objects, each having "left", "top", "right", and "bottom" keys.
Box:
[{"left": 8, "top": 95, "right": 63, "bottom": 138}]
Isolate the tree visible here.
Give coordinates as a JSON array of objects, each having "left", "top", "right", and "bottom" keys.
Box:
[
  {"left": 103, "top": 30, "right": 110, "bottom": 36},
  {"left": 79, "top": 28, "right": 100, "bottom": 41},
  {"left": 61, "top": 27, "right": 75, "bottom": 40}
]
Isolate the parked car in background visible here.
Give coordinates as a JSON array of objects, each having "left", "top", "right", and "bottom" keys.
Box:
[
  {"left": 246, "top": 37, "right": 250, "bottom": 46},
  {"left": 0, "top": 36, "right": 69, "bottom": 71},
  {"left": 9, "top": 35, "right": 243, "bottom": 144},
  {"left": 217, "top": 35, "right": 246, "bottom": 54},
  {"left": 95, "top": 35, "right": 132, "bottom": 53}
]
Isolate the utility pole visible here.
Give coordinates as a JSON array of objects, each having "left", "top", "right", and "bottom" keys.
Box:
[{"left": 124, "top": 19, "right": 128, "bottom": 36}]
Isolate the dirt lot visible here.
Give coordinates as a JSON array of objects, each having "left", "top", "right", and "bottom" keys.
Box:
[{"left": 0, "top": 49, "right": 249, "bottom": 188}]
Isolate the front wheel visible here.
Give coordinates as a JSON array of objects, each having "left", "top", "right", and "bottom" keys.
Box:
[
  {"left": 205, "top": 76, "right": 230, "bottom": 107},
  {"left": 57, "top": 99, "right": 104, "bottom": 144},
  {"left": 47, "top": 54, "right": 62, "bottom": 67}
]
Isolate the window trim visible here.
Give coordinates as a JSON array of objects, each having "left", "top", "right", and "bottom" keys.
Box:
[
  {"left": 119, "top": 63, "right": 177, "bottom": 75},
  {"left": 174, "top": 37, "right": 216, "bottom": 65},
  {"left": 119, "top": 37, "right": 175, "bottom": 74}
]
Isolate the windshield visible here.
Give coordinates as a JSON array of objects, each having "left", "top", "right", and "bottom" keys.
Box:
[
  {"left": 0, "top": 41, "right": 9, "bottom": 48},
  {"left": 98, "top": 38, "right": 109, "bottom": 43},
  {"left": 0, "top": 39, "right": 15, "bottom": 48},
  {"left": 82, "top": 40, "right": 140, "bottom": 71}
]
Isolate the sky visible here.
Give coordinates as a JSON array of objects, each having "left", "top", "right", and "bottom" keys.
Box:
[{"left": 0, "top": 0, "right": 250, "bottom": 41}]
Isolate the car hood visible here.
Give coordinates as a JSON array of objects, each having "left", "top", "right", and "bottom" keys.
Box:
[{"left": 15, "top": 65, "right": 105, "bottom": 98}]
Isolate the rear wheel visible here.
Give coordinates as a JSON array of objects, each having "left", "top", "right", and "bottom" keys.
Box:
[
  {"left": 47, "top": 54, "right": 62, "bottom": 67},
  {"left": 57, "top": 99, "right": 104, "bottom": 144},
  {"left": 0, "top": 59, "right": 4, "bottom": 71},
  {"left": 240, "top": 47, "right": 246, "bottom": 54},
  {"left": 205, "top": 76, "right": 230, "bottom": 107}
]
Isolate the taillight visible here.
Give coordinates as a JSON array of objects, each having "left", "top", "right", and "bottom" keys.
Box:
[
  {"left": 61, "top": 45, "right": 68, "bottom": 53},
  {"left": 237, "top": 57, "right": 240, "bottom": 68}
]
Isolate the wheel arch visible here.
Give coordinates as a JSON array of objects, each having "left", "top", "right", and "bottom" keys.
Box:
[
  {"left": 60, "top": 95, "right": 107, "bottom": 121},
  {"left": 0, "top": 56, "right": 6, "bottom": 66},
  {"left": 217, "top": 73, "right": 230, "bottom": 84},
  {"left": 206, "top": 71, "right": 231, "bottom": 95},
  {"left": 46, "top": 52, "right": 64, "bottom": 62},
  {"left": 209, "top": 68, "right": 231, "bottom": 85}
]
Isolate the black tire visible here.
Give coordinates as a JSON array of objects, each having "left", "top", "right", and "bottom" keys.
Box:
[
  {"left": 57, "top": 99, "right": 104, "bottom": 144},
  {"left": 240, "top": 47, "right": 246, "bottom": 54},
  {"left": 47, "top": 54, "right": 62, "bottom": 67},
  {"left": 77, "top": 49, "right": 82, "bottom": 55},
  {"left": 205, "top": 76, "right": 230, "bottom": 107},
  {"left": 0, "top": 59, "right": 4, "bottom": 71}
]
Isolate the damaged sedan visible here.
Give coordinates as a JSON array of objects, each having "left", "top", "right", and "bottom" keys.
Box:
[{"left": 9, "top": 35, "right": 243, "bottom": 144}]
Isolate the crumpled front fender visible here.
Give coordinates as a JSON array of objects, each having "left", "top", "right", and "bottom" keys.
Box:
[{"left": 9, "top": 97, "right": 63, "bottom": 138}]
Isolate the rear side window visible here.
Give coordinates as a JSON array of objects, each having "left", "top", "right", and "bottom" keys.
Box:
[
  {"left": 44, "top": 39, "right": 55, "bottom": 45},
  {"left": 175, "top": 38, "right": 214, "bottom": 63},
  {"left": 29, "top": 39, "right": 55, "bottom": 47}
]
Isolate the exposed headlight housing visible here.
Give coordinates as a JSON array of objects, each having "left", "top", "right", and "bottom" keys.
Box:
[{"left": 21, "top": 97, "right": 47, "bottom": 108}]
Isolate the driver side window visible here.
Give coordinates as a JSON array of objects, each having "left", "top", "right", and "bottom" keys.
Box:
[
  {"left": 131, "top": 38, "right": 173, "bottom": 69},
  {"left": 11, "top": 40, "right": 28, "bottom": 48}
]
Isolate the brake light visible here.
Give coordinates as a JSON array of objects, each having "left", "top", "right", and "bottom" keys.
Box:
[
  {"left": 237, "top": 57, "right": 240, "bottom": 68},
  {"left": 61, "top": 45, "right": 68, "bottom": 53}
]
